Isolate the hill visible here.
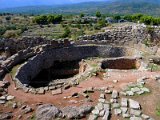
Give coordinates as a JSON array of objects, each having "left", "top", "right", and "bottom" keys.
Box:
[{"left": 0, "top": 0, "right": 160, "bottom": 16}]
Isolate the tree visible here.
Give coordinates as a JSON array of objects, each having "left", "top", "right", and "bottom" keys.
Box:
[
  {"left": 132, "top": 13, "right": 143, "bottom": 22},
  {"left": 96, "top": 11, "right": 101, "bottom": 18},
  {"left": 5, "top": 16, "right": 11, "bottom": 21},
  {"left": 54, "top": 15, "right": 63, "bottom": 23},
  {"left": 80, "top": 13, "right": 84, "bottom": 18},
  {"left": 124, "top": 15, "right": 133, "bottom": 21},
  {"left": 140, "top": 15, "right": 153, "bottom": 25},
  {"left": 113, "top": 15, "right": 121, "bottom": 21},
  {"left": 62, "top": 27, "right": 71, "bottom": 38},
  {"left": 47, "top": 15, "right": 55, "bottom": 24},
  {"left": 34, "top": 15, "right": 48, "bottom": 25}
]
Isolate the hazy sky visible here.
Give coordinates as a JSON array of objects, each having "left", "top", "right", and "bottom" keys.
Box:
[{"left": 0, "top": 0, "right": 107, "bottom": 9}]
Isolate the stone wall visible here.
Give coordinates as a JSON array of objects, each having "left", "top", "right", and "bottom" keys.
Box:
[
  {"left": 0, "top": 37, "right": 71, "bottom": 56},
  {"left": 76, "top": 24, "right": 160, "bottom": 46},
  {"left": 0, "top": 40, "right": 72, "bottom": 80},
  {"left": 14, "top": 45, "right": 139, "bottom": 85}
]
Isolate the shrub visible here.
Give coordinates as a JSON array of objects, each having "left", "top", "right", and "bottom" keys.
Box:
[
  {"left": 96, "top": 11, "right": 101, "bottom": 18},
  {"left": 61, "top": 27, "right": 71, "bottom": 38},
  {"left": 3, "top": 30, "right": 21, "bottom": 38}
]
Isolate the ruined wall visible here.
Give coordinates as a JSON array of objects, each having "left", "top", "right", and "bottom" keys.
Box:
[
  {"left": 76, "top": 24, "right": 160, "bottom": 46},
  {"left": 0, "top": 37, "right": 70, "bottom": 56},
  {"left": 0, "top": 40, "right": 72, "bottom": 79},
  {"left": 15, "top": 45, "right": 138, "bottom": 85}
]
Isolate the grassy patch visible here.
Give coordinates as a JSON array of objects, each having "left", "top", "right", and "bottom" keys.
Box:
[
  {"left": 147, "top": 63, "right": 160, "bottom": 71},
  {"left": 30, "top": 114, "right": 36, "bottom": 120},
  {"left": 10, "top": 64, "right": 21, "bottom": 77},
  {"left": 156, "top": 105, "right": 160, "bottom": 116}
]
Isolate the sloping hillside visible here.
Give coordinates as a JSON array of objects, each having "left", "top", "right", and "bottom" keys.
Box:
[{"left": 0, "top": 0, "right": 160, "bottom": 16}]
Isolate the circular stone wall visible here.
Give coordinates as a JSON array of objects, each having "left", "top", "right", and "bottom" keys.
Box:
[{"left": 14, "top": 45, "right": 140, "bottom": 87}]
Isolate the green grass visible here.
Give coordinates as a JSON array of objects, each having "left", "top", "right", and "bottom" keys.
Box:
[
  {"left": 30, "top": 114, "right": 36, "bottom": 120},
  {"left": 156, "top": 105, "right": 160, "bottom": 116},
  {"left": 147, "top": 63, "right": 160, "bottom": 72},
  {"left": 10, "top": 64, "right": 21, "bottom": 77}
]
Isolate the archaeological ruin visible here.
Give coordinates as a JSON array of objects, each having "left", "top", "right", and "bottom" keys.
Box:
[{"left": 0, "top": 23, "right": 160, "bottom": 120}]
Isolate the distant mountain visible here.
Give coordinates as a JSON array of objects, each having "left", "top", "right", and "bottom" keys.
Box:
[{"left": 0, "top": 0, "right": 160, "bottom": 16}]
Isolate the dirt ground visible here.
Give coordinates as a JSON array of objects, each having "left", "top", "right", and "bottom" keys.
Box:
[{"left": 1, "top": 70, "right": 160, "bottom": 120}]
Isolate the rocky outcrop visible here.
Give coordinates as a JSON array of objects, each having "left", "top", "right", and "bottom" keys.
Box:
[
  {"left": 35, "top": 104, "right": 93, "bottom": 120},
  {"left": 36, "top": 104, "right": 62, "bottom": 120}
]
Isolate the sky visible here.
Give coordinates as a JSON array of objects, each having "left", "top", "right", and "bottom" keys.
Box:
[{"left": 0, "top": 0, "right": 108, "bottom": 9}]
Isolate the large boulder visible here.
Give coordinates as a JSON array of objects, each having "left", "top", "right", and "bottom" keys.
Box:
[
  {"left": 0, "top": 112, "right": 12, "bottom": 120},
  {"left": 62, "top": 105, "right": 93, "bottom": 119},
  {"left": 36, "top": 104, "right": 61, "bottom": 120}
]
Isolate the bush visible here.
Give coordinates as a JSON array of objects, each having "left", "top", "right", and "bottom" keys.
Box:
[
  {"left": 61, "top": 27, "right": 71, "bottom": 38},
  {"left": 96, "top": 11, "right": 101, "bottom": 18},
  {"left": 140, "top": 16, "right": 153, "bottom": 25},
  {"left": 3, "top": 30, "right": 21, "bottom": 38},
  {"left": 34, "top": 14, "right": 62, "bottom": 25}
]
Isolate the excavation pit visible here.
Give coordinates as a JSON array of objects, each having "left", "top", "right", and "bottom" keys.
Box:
[
  {"left": 29, "top": 60, "right": 80, "bottom": 88},
  {"left": 14, "top": 45, "right": 141, "bottom": 90},
  {"left": 101, "top": 58, "right": 141, "bottom": 70}
]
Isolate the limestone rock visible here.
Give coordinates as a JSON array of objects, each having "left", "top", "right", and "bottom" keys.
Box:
[
  {"left": 112, "top": 103, "right": 120, "bottom": 109},
  {"left": 62, "top": 105, "right": 92, "bottom": 119},
  {"left": 36, "top": 104, "right": 61, "bottom": 120},
  {"left": 141, "top": 114, "right": 150, "bottom": 119},
  {"left": 100, "top": 94, "right": 105, "bottom": 99},
  {"left": 52, "top": 88, "right": 62, "bottom": 95},
  {"left": 121, "top": 107, "right": 128, "bottom": 114},
  {"left": 88, "top": 114, "right": 98, "bottom": 120},
  {"left": 130, "top": 117, "right": 142, "bottom": 120},
  {"left": 6, "top": 95, "right": 15, "bottom": 101},
  {"left": 114, "top": 109, "right": 122, "bottom": 115},
  {"left": 98, "top": 98, "right": 105, "bottom": 103},
  {"left": 121, "top": 98, "right": 128, "bottom": 107},
  {"left": 130, "top": 109, "right": 142, "bottom": 116},
  {"left": 129, "top": 99, "right": 141, "bottom": 110},
  {"left": 126, "top": 91, "right": 134, "bottom": 96},
  {"left": 0, "top": 112, "right": 12, "bottom": 120},
  {"left": 131, "top": 87, "right": 141, "bottom": 93},
  {"left": 111, "top": 90, "right": 118, "bottom": 99},
  {"left": 37, "top": 88, "right": 45, "bottom": 94},
  {"left": 92, "top": 109, "right": 99, "bottom": 115}
]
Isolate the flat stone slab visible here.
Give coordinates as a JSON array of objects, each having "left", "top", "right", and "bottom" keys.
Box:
[
  {"left": 140, "top": 87, "right": 150, "bottom": 93},
  {"left": 92, "top": 109, "right": 99, "bottom": 115},
  {"left": 112, "top": 90, "right": 118, "bottom": 99},
  {"left": 88, "top": 114, "right": 98, "bottom": 120},
  {"left": 6, "top": 95, "right": 15, "bottom": 101},
  {"left": 52, "top": 88, "right": 62, "bottom": 95},
  {"left": 100, "top": 94, "right": 105, "bottom": 99},
  {"left": 121, "top": 107, "right": 128, "bottom": 114},
  {"left": 130, "top": 117, "right": 142, "bottom": 120},
  {"left": 130, "top": 109, "right": 142, "bottom": 116},
  {"left": 112, "top": 103, "right": 120, "bottom": 109},
  {"left": 121, "top": 98, "right": 128, "bottom": 107},
  {"left": 37, "top": 88, "right": 45, "bottom": 94},
  {"left": 129, "top": 99, "right": 140, "bottom": 110},
  {"left": 131, "top": 87, "right": 141, "bottom": 93},
  {"left": 114, "top": 109, "right": 122, "bottom": 115},
  {"left": 102, "top": 110, "right": 110, "bottom": 120},
  {"left": 0, "top": 100, "right": 6, "bottom": 104},
  {"left": 126, "top": 91, "right": 134, "bottom": 96},
  {"left": 141, "top": 114, "right": 150, "bottom": 119}
]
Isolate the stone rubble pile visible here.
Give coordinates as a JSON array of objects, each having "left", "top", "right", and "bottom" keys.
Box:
[{"left": 120, "top": 77, "right": 150, "bottom": 96}]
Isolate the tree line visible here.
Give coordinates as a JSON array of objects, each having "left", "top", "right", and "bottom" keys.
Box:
[{"left": 123, "top": 14, "right": 160, "bottom": 25}]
